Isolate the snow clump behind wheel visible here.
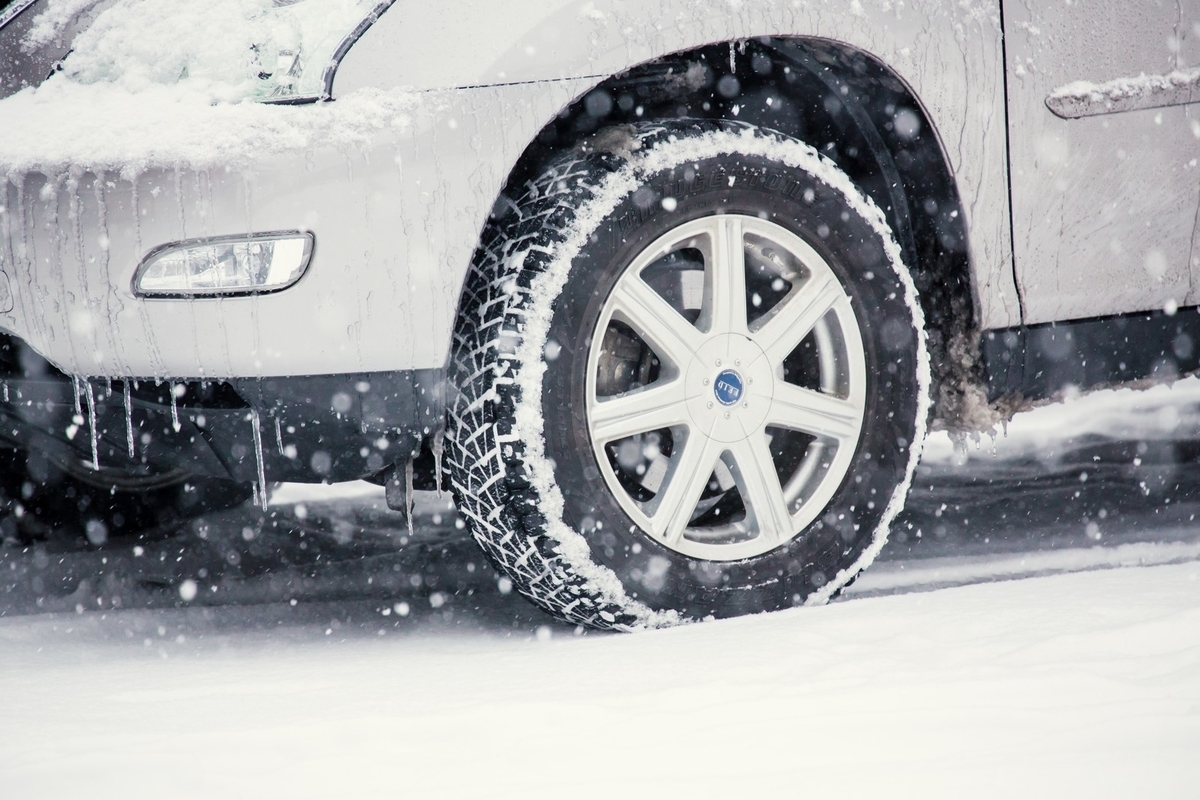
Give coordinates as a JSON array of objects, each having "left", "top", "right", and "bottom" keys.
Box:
[{"left": 446, "top": 121, "right": 931, "bottom": 630}]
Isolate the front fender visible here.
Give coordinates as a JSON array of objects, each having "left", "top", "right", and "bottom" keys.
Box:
[{"left": 336, "top": 0, "right": 1019, "bottom": 330}]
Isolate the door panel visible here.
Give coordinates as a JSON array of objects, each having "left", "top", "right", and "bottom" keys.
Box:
[{"left": 1005, "top": 0, "right": 1200, "bottom": 324}]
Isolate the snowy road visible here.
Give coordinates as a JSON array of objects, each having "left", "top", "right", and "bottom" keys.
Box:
[
  {"left": 1, "top": 564, "right": 1197, "bottom": 798},
  {"left": 4, "top": 381, "right": 1200, "bottom": 796}
]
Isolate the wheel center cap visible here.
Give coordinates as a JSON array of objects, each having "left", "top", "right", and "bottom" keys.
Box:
[
  {"left": 713, "top": 369, "right": 745, "bottom": 406},
  {"left": 684, "top": 334, "right": 775, "bottom": 444}
]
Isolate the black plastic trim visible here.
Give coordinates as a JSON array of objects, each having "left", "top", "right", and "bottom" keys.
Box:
[{"left": 983, "top": 307, "right": 1200, "bottom": 402}]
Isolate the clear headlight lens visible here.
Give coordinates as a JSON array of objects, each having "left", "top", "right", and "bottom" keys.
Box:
[{"left": 134, "top": 232, "right": 314, "bottom": 298}]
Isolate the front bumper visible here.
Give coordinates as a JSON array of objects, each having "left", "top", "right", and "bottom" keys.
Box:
[
  {"left": 1, "top": 335, "right": 445, "bottom": 483},
  {"left": 0, "top": 80, "right": 587, "bottom": 382}
]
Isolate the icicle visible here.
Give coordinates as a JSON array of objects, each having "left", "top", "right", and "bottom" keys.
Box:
[
  {"left": 169, "top": 385, "right": 180, "bottom": 433},
  {"left": 72, "top": 375, "right": 82, "bottom": 418},
  {"left": 431, "top": 428, "right": 445, "bottom": 498},
  {"left": 405, "top": 457, "right": 415, "bottom": 538},
  {"left": 91, "top": 172, "right": 119, "bottom": 366},
  {"left": 123, "top": 381, "right": 134, "bottom": 458},
  {"left": 274, "top": 416, "right": 283, "bottom": 455},
  {"left": 85, "top": 380, "right": 99, "bottom": 470},
  {"left": 174, "top": 169, "right": 187, "bottom": 239},
  {"left": 251, "top": 409, "right": 267, "bottom": 512},
  {"left": 2, "top": 382, "right": 7, "bottom": 402}
]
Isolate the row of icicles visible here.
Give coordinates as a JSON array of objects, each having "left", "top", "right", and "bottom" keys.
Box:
[{"left": 68, "top": 375, "right": 270, "bottom": 511}]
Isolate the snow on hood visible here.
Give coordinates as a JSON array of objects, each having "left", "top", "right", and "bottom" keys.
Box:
[{"left": 0, "top": 82, "right": 416, "bottom": 177}]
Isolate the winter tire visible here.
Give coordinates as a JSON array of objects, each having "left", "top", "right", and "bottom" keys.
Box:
[{"left": 447, "top": 122, "right": 930, "bottom": 629}]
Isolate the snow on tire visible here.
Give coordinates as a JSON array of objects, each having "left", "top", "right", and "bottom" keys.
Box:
[{"left": 446, "top": 121, "right": 931, "bottom": 630}]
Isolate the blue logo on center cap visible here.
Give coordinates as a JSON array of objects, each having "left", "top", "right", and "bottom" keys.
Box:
[{"left": 713, "top": 369, "right": 744, "bottom": 406}]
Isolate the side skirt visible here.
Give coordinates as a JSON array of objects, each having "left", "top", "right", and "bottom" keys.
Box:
[{"left": 983, "top": 307, "right": 1200, "bottom": 402}]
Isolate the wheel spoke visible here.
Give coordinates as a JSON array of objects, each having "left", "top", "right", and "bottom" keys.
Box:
[
  {"left": 589, "top": 379, "right": 690, "bottom": 444},
  {"left": 768, "top": 383, "right": 862, "bottom": 444},
  {"left": 753, "top": 272, "right": 845, "bottom": 364},
  {"left": 728, "top": 434, "right": 794, "bottom": 546},
  {"left": 647, "top": 429, "right": 721, "bottom": 545},
  {"left": 704, "top": 215, "right": 749, "bottom": 335},
  {"left": 608, "top": 276, "right": 704, "bottom": 371}
]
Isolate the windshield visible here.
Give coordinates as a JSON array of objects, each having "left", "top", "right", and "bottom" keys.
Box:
[
  {"left": 0, "top": 0, "right": 34, "bottom": 28},
  {"left": 5, "top": 0, "right": 387, "bottom": 102}
]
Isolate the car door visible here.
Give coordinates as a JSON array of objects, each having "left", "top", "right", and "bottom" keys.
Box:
[{"left": 1004, "top": 0, "right": 1200, "bottom": 324}]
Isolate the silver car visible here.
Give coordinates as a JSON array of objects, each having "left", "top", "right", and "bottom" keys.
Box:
[{"left": 1, "top": 0, "right": 1196, "bottom": 628}]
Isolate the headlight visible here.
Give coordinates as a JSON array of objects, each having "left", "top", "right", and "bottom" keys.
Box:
[{"left": 134, "top": 232, "right": 314, "bottom": 298}]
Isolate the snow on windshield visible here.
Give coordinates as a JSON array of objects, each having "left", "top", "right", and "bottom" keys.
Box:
[
  {"left": 21, "top": 0, "right": 102, "bottom": 48},
  {"left": 0, "top": 0, "right": 412, "bottom": 175},
  {"left": 35, "top": 0, "right": 380, "bottom": 101}
]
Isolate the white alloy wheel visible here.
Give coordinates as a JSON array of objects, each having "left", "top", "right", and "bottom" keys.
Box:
[{"left": 586, "top": 214, "right": 867, "bottom": 561}]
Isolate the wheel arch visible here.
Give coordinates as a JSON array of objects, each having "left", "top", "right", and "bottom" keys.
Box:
[{"left": 485, "top": 37, "right": 982, "bottom": 428}]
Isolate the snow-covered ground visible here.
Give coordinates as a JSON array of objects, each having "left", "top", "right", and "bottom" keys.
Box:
[
  {"left": 1, "top": 564, "right": 1197, "bottom": 798},
  {"left": 4, "top": 379, "right": 1200, "bottom": 797}
]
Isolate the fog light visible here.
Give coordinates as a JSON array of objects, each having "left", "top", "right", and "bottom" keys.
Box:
[{"left": 133, "top": 231, "right": 314, "bottom": 298}]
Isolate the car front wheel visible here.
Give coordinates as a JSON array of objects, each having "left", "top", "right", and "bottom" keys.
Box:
[{"left": 447, "top": 121, "right": 929, "bottom": 629}]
